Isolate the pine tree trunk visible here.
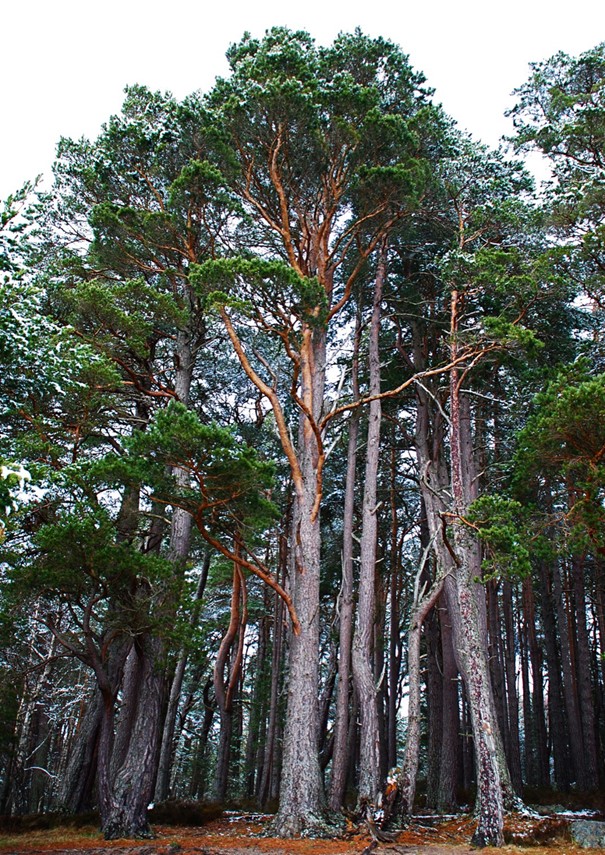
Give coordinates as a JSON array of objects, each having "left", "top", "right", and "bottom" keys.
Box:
[
  {"left": 570, "top": 557, "right": 599, "bottom": 789},
  {"left": 352, "top": 250, "right": 386, "bottom": 807},
  {"left": 273, "top": 323, "right": 328, "bottom": 835},
  {"left": 438, "top": 603, "right": 460, "bottom": 812},
  {"left": 538, "top": 561, "right": 570, "bottom": 790},
  {"left": 522, "top": 577, "right": 550, "bottom": 788},
  {"left": 502, "top": 580, "right": 523, "bottom": 793},
  {"left": 387, "top": 441, "right": 403, "bottom": 774},
  {"left": 552, "top": 561, "right": 587, "bottom": 788},
  {"left": 155, "top": 558, "right": 209, "bottom": 802},
  {"left": 258, "top": 558, "right": 285, "bottom": 807},
  {"left": 398, "top": 576, "right": 444, "bottom": 817},
  {"left": 57, "top": 688, "right": 103, "bottom": 813},
  {"left": 101, "top": 635, "right": 165, "bottom": 839},
  {"left": 329, "top": 316, "right": 361, "bottom": 810},
  {"left": 273, "top": 478, "right": 325, "bottom": 832}
]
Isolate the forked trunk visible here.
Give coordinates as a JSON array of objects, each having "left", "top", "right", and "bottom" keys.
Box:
[{"left": 101, "top": 635, "right": 165, "bottom": 839}]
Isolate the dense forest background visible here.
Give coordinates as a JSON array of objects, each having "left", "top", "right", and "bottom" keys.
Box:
[{"left": 1, "top": 29, "right": 605, "bottom": 848}]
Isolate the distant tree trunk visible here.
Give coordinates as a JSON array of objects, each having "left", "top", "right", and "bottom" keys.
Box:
[
  {"left": 8, "top": 626, "right": 57, "bottom": 815},
  {"left": 398, "top": 571, "right": 444, "bottom": 817},
  {"left": 258, "top": 544, "right": 286, "bottom": 807},
  {"left": 188, "top": 679, "right": 215, "bottom": 799},
  {"left": 244, "top": 598, "right": 270, "bottom": 798},
  {"left": 552, "top": 560, "right": 588, "bottom": 788},
  {"left": 570, "top": 556, "right": 600, "bottom": 789},
  {"left": 352, "top": 246, "right": 386, "bottom": 808},
  {"left": 521, "top": 576, "right": 550, "bottom": 788},
  {"left": 387, "top": 437, "right": 403, "bottom": 774},
  {"left": 487, "top": 582, "right": 509, "bottom": 768},
  {"left": 438, "top": 602, "right": 460, "bottom": 811},
  {"left": 537, "top": 560, "right": 569, "bottom": 790},
  {"left": 213, "top": 545, "right": 247, "bottom": 803},
  {"left": 502, "top": 580, "right": 522, "bottom": 793},
  {"left": 155, "top": 556, "right": 209, "bottom": 802}
]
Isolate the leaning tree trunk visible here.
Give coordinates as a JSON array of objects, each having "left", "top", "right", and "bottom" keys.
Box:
[
  {"left": 447, "top": 351, "right": 507, "bottom": 847},
  {"left": 57, "top": 686, "right": 104, "bottom": 813},
  {"left": 352, "top": 248, "right": 386, "bottom": 808}
]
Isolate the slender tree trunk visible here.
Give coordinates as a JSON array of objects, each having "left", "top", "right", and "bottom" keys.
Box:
[
  {"left": 502, "top": 580, "right": 522, "bottom": 793},
  {"left": 352, "top": 248, "right": 386, "bottom": 807},
  {"left": 438, "top": 602, "right": 460, "bottom": 811},
  {"left": 552, "top": 561, "right": 587, "bottom": 788},
  {"left": 387, "top": 437, "right": 403, "bottom": 774},
  {"left": 213, "top": 544, "right": 247, "bottom": 803},
  {"left": 154, "top": 557, "right": 209, "bottom": 802},
  {"left": 188, "top": 679, "right": 215, "bottom": 799},
  {"left": 522, "top": 576, "right": 550, "bottom": 788},
  {"left": 570, "top": 556, "right": 599, "bottom": 789},
  {"left": 8, "top": 629, "right": 57, "bottom": 815},
  {"left": 329, "top": 313, "right": 361, "bottom": 810},
  {"left": 57, "top": 688, "right": 103, "bottom": 813},
  {"left": 536, "top": 560, "right": 569, "bottom": 790},
  {"left": 398, "top": 573, "right": 444, "bottom": 817},
  {"left": 258, "top": 542, "right": 286, "bottom": 807}
]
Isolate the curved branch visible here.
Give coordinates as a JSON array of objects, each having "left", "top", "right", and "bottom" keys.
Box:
[{"left": 194, "top": 516, "right": 300, "bottom": 635}]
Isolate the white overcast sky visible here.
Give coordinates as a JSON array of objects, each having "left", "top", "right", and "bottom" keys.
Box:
[{"left": 1, "top": 0, "right": 604, "bottom": 201}]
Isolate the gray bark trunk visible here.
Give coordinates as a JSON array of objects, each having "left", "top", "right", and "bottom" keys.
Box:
[
  {"left": 352, "top": 250, "right": 386, "bottom": 807},
  {"left": 398, "top": 574, "right": 444, "bottom": 816},
  {"left": 154, "top": 556, "right": 209, "bottom": 802},
  {"left": 329, "top": 315, "right": 361, "bottom": 810},
  {"left": 273, "top": 324, "right": 328, "bottom": 835},
  {"left": 438, "top": 602, "right": 460, "bottom": 811},
  {"left": 552, "top": 561, "right": 588, "bottom": 788},
  {"left": 101, "top": 635, "right": 165, "bottom": 839},
  {"left": 57, "top": 687, "right": 103, "bottom": 813}
]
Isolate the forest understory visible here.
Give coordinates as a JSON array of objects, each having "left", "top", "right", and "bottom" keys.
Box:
[{"left": 0, "top": 809, "right": 599, "bottom": 855}]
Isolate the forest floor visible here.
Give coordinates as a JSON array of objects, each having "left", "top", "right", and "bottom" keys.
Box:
[{"left": 0, "top": 811, "right": 597, "bottom": 855}]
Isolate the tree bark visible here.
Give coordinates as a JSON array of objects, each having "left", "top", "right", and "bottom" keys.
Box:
[
  {"left": 101, "top": 634, "right": 165, "bottom": 839},
  {"left": 329, "top": 314, "right": 361, "bottom": 811},
  {"left": 438, "top": 602, "right": 460, "bottom": 811},
  {"left": 398, "top": 571, "right": 444, "bottom": 817},
  {"left": 154, "top": 556, "right": 209, "bottom": 802},
  {"left": 352, "top": 248, "right": 386, "bottom": 807}
]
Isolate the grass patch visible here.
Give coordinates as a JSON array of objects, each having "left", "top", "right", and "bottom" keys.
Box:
[{"left": 0, "top": 825, "right": 101, "bottom": 850}]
